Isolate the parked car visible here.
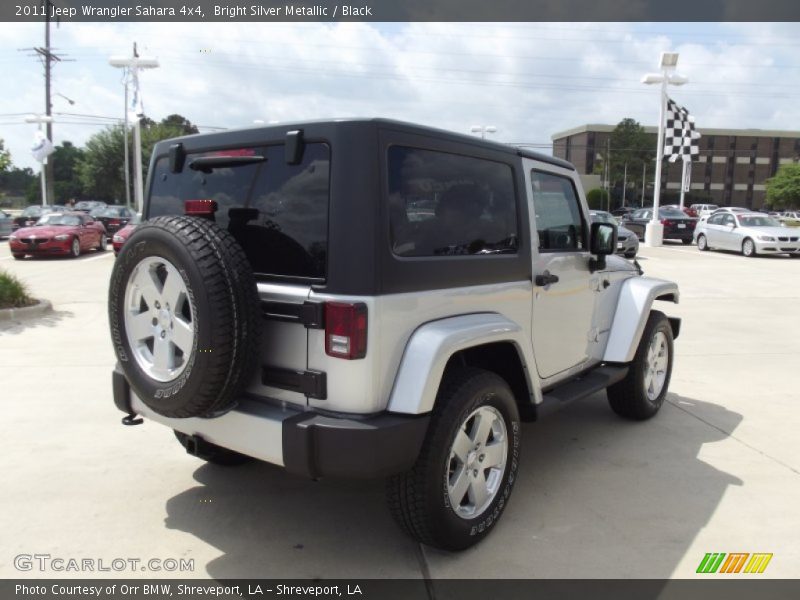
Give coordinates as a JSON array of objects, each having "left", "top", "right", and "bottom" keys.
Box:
[
  {"left": 108, "top": 118, "right": 681, "bottom": 552},
  {"left": 662, "top": 204, "right": 697, "bottom": 218},
  {"left": 112, "top": 213, "right": 141, "bottom": 255},
  {"left": 74, "top": 200, "right": 107, "bottom": 213},
  {"left": 12, "top": 204, "right": 66, "bottom": 230},
  {"left": 695, "top": 212, "right": 800, "bottom": 258},
  {"left": 0, "top": 210, "right": 13, "bottom": 239},
  {"left": 97, "top": 206, "right": 135, "bottom": 236},
  {"left": 690, "top": 203, "right": 719, "bottom": 218},
  {"left": 620, "top": 206, "right": 696, "bottom": 244},
  {"left": 590, "top": 210, "right": 639, "bottom": 258},
  {"left": 611, "top": 206, "right": 635, "bottom": 219},
  {"left": 9, "top": 212, "right": 108, "bottom": 259},
  {"left": 778, "top": 211, "right": 800, "bottom": 227}
]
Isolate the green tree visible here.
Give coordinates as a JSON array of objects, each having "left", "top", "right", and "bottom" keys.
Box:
[
  {"left": 0, "top": 138, "right": 11, "bottom": 172},
  {"left": 160, "top": 114, "right": 199, "bottom": 135},
  {"left": 598, "top": 119, "right": 655, "bottom": 205},
  {"left": 77, "top": 115, "right": 195, "bottom": 203},
  {"left": 765, "top": 163, "right": 800, "bottom": 209},
  {"left": 52, "top": 141, "right": 85, "bottom": 204}
]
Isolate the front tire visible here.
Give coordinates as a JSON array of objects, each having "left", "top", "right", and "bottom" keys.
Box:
[
  {"left": 12, "top": 253, "right": 24, "bottom": 260},
  {"left": 607, "top": 311, "right": 674, "bottom": 420},
  {"left": 387, "top": 368, "right": 521, "bottom": 551},
  {"left": 742, "top": 238, "right": 756, "bottom": 257},
  {"left": 70, "top": 237, "right": 80, "bottom": 258},
  {"left": 697, "top": 234, "right": 708, "bottom": 251}
]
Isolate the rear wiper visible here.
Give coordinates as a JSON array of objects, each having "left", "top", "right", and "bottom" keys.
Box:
[{"left": 188, "top": 155, "right": 266, "bottom": 173}]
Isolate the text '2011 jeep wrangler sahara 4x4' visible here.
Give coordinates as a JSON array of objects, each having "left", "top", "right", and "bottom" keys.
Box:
[{"left": 109, "top": 119, "right": 680, "bottom": 551}]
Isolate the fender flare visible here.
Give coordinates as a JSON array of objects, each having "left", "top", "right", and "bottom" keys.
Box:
[
  {"left": 603, "top": 277, "right": 679, "bottom": 363},
  {"left": 386, "top": 313, "right": 536, "bottom": 415}
]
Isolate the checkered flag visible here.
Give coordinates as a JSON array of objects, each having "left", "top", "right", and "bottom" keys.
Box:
[{"left": 664, "top": 98, "right": 701, "bottom": 163}]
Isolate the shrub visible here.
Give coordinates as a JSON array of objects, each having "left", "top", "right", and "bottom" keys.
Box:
[
  {"left": 0, "top": 269, "right": 35, "bottom": 309},
  {"left": 586, "top": 188, "right": 609, "bottom": 210}
]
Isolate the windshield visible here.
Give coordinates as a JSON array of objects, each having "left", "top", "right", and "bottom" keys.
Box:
[
  {"left": 590, "top": 211, "right": 617, "bottom": 224},
  {"left": 659, "top": 208, "right": 687, "bottom": 217},
  {"left": 737, "top": 215, "right": 781, "bottom": 228},
  {"left": 101, "top": 207, "right": 126, "bottom": 217},
  {"left": 22, "top": 206, "right": 43, "bottom": 217},
  {"left": 36, "top": 215, "right": 81, "bottom": 227}
]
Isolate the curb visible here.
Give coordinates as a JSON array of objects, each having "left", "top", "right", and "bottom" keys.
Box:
[{"left": 0, "top": 299, "right": 53, "bottom": 322}]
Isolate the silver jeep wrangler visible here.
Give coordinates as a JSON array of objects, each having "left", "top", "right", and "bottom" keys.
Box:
[{"left": 109, "top": 119, "right": 679, "bottom": 551}]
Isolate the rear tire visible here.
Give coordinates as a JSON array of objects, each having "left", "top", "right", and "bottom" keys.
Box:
[
  {"left": 97, "top": 233, "right": 107, "bottom": 251},
  {"left": 387, "top": 368, "right": 521, "bottom": 551},
  {"left": 682, "top": 238, "right": 693, "bottom": 245},
  {"left": 696, "top": 234, "right": 708, "bottom": 251},
  {"left": 607, "top": 311, "right": 674, "bottom": 421}
]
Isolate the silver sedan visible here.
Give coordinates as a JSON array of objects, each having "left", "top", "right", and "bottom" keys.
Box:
[
  {"left": 694, "top": 212, "right": 800, "bottom": 258},
  {"left": 0, "top": 210, "right": 13, "bottom": 239},
  {"left": 590, "top": 210, "right": 639, "bottom": 258}
]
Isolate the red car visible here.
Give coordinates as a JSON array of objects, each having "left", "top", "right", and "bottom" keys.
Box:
[
  {"left": 9, "top": 212, "right": 107, "bottom": 259},
  {"left": 112, "top": 213, "right": 141, "bottom": 256}
]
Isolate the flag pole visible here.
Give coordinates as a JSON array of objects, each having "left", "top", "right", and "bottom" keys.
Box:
[{"left": 679, "top": 160, "right": 688, "bottom": 210}]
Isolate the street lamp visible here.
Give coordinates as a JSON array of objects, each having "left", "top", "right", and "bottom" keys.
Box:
[
  {"left": 470, "top": 125, "right": 497, "bottom": 140},
  {"left": 641, "top": 51, "right": 688, "bottom": 247},
  {"left": 109, "top": 47, "right": 159, "bottom": 212},
  {"left": 25, "top": 114, "right": 55, "bottom": 206}
]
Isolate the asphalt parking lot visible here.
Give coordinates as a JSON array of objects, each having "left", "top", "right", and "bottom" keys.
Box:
[{"left": 1, "top": 241, "right": 799, "bottom": 580}]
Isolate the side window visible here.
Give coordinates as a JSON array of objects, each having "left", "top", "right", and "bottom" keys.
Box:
[
  {"left": 723, "top": 214, "right": 735, "bottom": 226},
  {"left": 531, "top": 170, "right": 585, "bottom": 251},
  {"left": 387, "top": 146, "right": 518, "bottom": 257}
]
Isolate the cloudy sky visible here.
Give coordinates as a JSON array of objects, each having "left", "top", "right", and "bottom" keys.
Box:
[{"left": 1, "top": 21, "right": 798, "bottom": 171}]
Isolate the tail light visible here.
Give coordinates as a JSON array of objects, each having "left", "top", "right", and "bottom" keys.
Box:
[
  {"left": 325, "top": 302, "right": 367, "bottom": 360},
  {"left": 661, "top": 219, "right": 673, "bottom": 226},
  {"left": 109, "top": 219, "right": 121, "bottom": 226}
]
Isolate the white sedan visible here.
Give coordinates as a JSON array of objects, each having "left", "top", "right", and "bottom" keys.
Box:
[{"left": 694, "top": 212, "right": 800, "bottom": 258}]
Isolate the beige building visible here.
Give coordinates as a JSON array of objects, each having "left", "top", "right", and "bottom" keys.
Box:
[{"left": 551, "top": 124, "right": 800, "bottom": 209}]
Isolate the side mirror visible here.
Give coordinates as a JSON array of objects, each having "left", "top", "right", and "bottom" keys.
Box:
[{"left": 589, "top": 222, "right": 617, "bottom": 272}]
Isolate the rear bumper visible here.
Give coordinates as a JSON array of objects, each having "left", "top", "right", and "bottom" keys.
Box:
[{"left": 112, "top": 366, "right": 429, "bottom": 479}]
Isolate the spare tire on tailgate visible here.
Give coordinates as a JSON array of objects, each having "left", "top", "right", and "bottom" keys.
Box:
[{"left": 108, "top": 215, "right": 261, "bottom": 418}]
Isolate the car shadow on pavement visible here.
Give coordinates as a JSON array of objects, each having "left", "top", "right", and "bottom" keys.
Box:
[
  {"left": 0, "top": 308, "right": 73, "bottom": 335},
  {"left": 163, "top": 460, "right": 425, "bottom": 579},
  {"left": 162, "top": 392, "right": 742, "bottom": 580}
]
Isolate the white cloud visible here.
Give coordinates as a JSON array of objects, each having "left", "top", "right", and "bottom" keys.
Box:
[{"left": 1, "top": 21, "right": 798, "bottom": 174}]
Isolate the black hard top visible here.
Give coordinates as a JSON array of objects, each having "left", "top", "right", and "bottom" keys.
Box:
[{"left": 158, "top": 117, "right": 575, "bottom": 171}]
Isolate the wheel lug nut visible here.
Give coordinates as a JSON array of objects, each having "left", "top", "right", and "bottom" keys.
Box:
[
  {"left": 473, "top": 470, "right": 478, "bottom": 477},
  {"left": 160, "top": 331, "right": 166, "bottom": 339},
  {"left": 155, "top": 301, "right": 160, "bottom": 309},
  {"left": 152, "top": 318, "right": 158, "bottom": 326},
  {"left": 479, "top": 454, "right": 485, "bottom": 462}
]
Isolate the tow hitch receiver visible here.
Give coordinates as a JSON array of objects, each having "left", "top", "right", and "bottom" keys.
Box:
[{"left": 182, "top": 435, "right": 218, "bottom": 461}]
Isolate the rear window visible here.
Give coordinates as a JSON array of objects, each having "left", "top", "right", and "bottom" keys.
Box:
[
  {"left": 148, "top": 143, "right": 330, "bottom": 280},
  {"left": 387, "top": 146, "right": 518, "bottom": 257}
]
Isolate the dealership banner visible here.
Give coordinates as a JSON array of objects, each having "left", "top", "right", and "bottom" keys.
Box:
[{"left": 4, "top": 0, "right": 800, "bottom": 22}]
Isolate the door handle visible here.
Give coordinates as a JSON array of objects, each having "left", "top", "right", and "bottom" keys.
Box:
[{"left": 534, "top": 271, "right": 560, "bottom": 287}]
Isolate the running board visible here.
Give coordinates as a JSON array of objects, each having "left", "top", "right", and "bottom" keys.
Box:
[{"left": 537, "top": 365, "right": 629, "bottom": 418}]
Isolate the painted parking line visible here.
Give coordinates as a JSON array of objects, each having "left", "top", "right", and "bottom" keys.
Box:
[{"left": 81, "top": 252, "right": 115, "bottom": 263}]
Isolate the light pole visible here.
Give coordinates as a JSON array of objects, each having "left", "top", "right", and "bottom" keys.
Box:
[
  {"left": 470, "top": 125, "right": 497, "bottom": 140},
  {"left": 110, "top": 45, "right": 159, "bottom": 213},
  {"left": 25, "top": 114, "right": 54, "bottom": 206},
  {"left": 641, "top": 52, "right": 688, "bottom": 247}
]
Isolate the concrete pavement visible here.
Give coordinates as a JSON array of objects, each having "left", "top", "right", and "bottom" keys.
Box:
[{"left": 0, "top": 240, "right": 798, "bottom": 580}]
